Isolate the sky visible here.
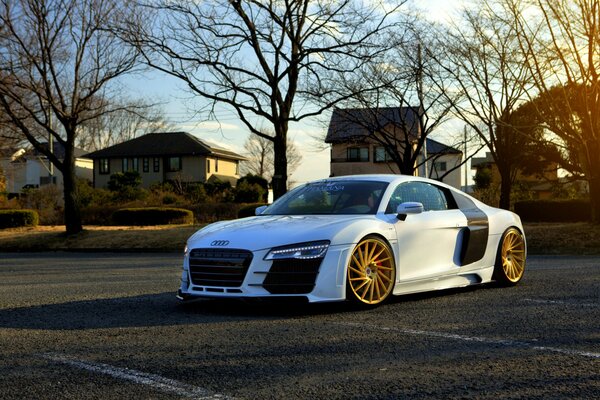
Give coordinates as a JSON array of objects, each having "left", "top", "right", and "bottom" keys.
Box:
[{"left": 123, "top": 0, "right": 468, "bottom": 188}]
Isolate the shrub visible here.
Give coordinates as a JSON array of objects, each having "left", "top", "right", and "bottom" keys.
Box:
[
  {"left": 183, "top": 183, "right": 208, "bottom": 204},
  {"left": 161, "top": 193, "right": 179, "bottom": 205},
  {"left": 107, "top": 171, "right": 147, "bottom": 202},
  {"left": 81, "top": 205, "right": 121, "bottom": 225},
  {"left": 186, "top": 203, "right": 242, "bottom": 223},
  {"left": 514, "top": 199, "right": 591, "bottom": 222},
  {"left": 0, "top": 209, "right": 39, "bottom": 228},
  {"left": 204, "top": 178, "right": 234, "bottom": 202},
  {"left": 238, "top": 174, "right": 269, "bottom": 201},
  {"left": 18, "top": 184, "right": 63, "bottom": 225},
  {"left": 77, "top": 178, "right": 113, "bottom": 207},
  {"left": 234, "top": 181, "right": 266, "bottom": 203},
  {"left": 474, "top": 167, "right": 492, "bottom": 190},
  {"left": 111, "top": 207, "right": 194, "bottom": 226},
  {"left": 237, "top": 203, "right": 267, "bottom": 218}
]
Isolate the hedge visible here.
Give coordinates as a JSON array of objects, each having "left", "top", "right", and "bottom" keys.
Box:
[
  {"left": 111, "top": 207, "right": 194, "bottom": 226},
  {"left": 186, "top": 203, "right": 242, "bottom": 223},
  {"left": 0, "top": 209, "right": 39, "bottom": 228},
  {"left": 238, "top": 203, "right": 268, "bottom": 218},
  {"left": 514, "top": 199, "right": 591, "bottom": 222}
]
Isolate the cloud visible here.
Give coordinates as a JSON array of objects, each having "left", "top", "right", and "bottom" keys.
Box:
[{"left": 178, "top": 121, "right": 241, "bottom": 132}]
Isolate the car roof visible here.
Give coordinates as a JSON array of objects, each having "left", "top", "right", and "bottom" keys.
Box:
[{"left": 309, "top": 174, "right": 450, "bottom": 187}]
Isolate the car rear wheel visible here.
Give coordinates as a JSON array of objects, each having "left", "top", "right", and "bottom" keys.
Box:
[
  {"left": 346, "top": 236, "right": 396, "bottom": 306},
  {"left": 493, "top": 227, "right": 526, "bottom": 286}
]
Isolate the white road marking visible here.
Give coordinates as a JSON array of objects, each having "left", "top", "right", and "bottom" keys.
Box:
[
  {"left": 524, "top": 298, "right": 599, "bottom": 308},
  {"left": 43, "top": 353, "right": 232, "bottom": 399},
  {"left": 335, "top": 322, "right": 600, "bottom": 359}
]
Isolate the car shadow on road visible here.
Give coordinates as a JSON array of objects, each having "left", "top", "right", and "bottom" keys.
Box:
[
  {"left": 0, "top": 284, "right": 493, "bottom": 331},
  {"left": 0, "top": 292, "right": 363, "bottom": 331}
]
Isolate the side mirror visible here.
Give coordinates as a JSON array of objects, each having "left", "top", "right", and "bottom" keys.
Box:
[
  {"left": 255, "top": 205, "right": 268, "bottom": 215},
  {"left": 396, "top": 202, "right": 423, "bottom": 220}
]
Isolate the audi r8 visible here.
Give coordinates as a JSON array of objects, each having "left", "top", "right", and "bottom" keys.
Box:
[{"left": 178, "top": 175, "right": 526, "bottom": 306}]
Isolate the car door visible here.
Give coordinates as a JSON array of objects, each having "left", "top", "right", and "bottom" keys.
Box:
[{"left": 386, "top": 181, "right": 467, "bottom": 281}]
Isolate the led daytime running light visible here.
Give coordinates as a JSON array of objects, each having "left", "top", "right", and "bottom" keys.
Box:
[{"left": 265, "top": 241, "right": 330, "bottom": 260}]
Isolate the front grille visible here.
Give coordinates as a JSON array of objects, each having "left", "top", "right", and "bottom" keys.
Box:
[
  {"left": 263, "top": 258, "right": 323, "bottom": 294},
  {"left": 189, "top": 248, "right": 253, "bottom": 287}
]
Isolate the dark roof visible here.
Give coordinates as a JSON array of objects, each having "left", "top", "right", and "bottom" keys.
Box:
[
  {"left": 325, "top": 107, "right": 422, "bottom": 143},
  {"left": 426, "top": 138, "right": 462, "bottom": 155},
  {"left": 84, "top": 132, "right": 246, "bottom": 160},
  {"left": 471, "top": 152, "right": 494, "bottom": 168}
]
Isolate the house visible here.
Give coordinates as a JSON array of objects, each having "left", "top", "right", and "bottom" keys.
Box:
[
  {"left": 84, "top": 132, "right": 246, "bottom": 189},
  {"left": 325, "top": 107, "right": 463, "bottom": 189},
  {"left": 471, "top": 152, "right": 559, "bottom": 199},
  {"left": 0, "top": 142, "right": 93, "bottom": 195}
]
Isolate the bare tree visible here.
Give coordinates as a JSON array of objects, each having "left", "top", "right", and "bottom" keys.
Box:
[
  {"left": 241, "top": 135, "right": 272, "bottom": 179},
  {"left": 437, "top": 1, "right": 536, "bottom": 210},
  {"left": 77, "top": 99, "right": 173, "bottom": 151},
  {"left": 241, "top": 131, "right": 302, "bottom": 185},
  {"left": 508, "top": 0, "right": 600, "bottom": 221},
  {"left": 324, "top": 20, "right": 478, "bottom": 187},
  {"left": 0, "top": 0, "right": 140, "bottom": 233},
  {"left": 329, "top": 19, "right": 469, "bottom": 176},
  {"left": 119, "top": 0, "right": 405, "bottom": 199}
]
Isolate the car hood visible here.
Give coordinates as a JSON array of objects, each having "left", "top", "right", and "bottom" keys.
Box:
[{"left": 186, "top": 214, "right": 374, "bottom": 251}]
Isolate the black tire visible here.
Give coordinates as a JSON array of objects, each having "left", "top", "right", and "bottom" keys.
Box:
[{"left": 493, "top": 227, "right": 526, "bottom": 286}]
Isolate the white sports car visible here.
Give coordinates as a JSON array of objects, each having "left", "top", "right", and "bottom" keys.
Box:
[{"left": 177, "top": 175, "right": 526, "bottom": 306}]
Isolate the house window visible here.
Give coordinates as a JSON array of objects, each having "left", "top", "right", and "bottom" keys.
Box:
[
  {"left": 122, "top": 158, "right": 138, "bottom": 172},
  {"left": 215, "top": 158, "right": 219, "bottom": 172},
  {"left": 374, "top": 147, "right": 394, "bottom": 163},
  {"left": 434, "top": 161, "right": 447, "bottom": 172},
  {"left": 153, "top": 157, "right": 160, "bottom": 172},
  {"left": 142, "top": 158, "right": 149, "bottom": 173},
  {"left": 235, "top": 161, "right": 239, "bottom": 175},
  {"left": 99, "top": 158, "right": 110, "bottom": 175},
  {"left": 347, "top": 147, "right": 369, "bottom": 162},
  {"left": 207, "top": 159, "right": 210, "bottom": 173},
  {"left": 167, "top": 156, "right": 182, "bottom": 172}
]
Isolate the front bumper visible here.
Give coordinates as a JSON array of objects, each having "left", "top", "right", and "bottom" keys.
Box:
[{"left": 178, "top": 244, "right": 354, "bottom": 303}]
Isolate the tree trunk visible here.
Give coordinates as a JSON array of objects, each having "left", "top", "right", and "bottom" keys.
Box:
[
  {"left": 271, "top": 134, "right": 288, "bottom": 200},
  {"left": 588, "top": 175, "right": 600, "bottom": 224},
  {"left": 62, "top": 142, "right": 83, "bottom": 234},
  {"left": 498, "top": 168, "right": 512, "bottom": 210}
]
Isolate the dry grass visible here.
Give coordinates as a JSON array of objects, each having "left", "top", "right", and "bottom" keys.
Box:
[
  {"left": 1, "top": 222, "right": 599, "bottom": 255},
  {"left": 0, "top": 225, "right": 204, "bottom": 252},
  {"left": 523, "top": 223, "right": 600, "bottom": 255}
]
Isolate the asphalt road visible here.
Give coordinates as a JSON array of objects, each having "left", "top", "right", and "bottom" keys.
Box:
[{"left": 0, "top": 253, "right": 598, "bottom": 399}]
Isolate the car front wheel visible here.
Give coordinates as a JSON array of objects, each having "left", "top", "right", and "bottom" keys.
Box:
[{"left": 346, "top": 236, "right": 396, "bottom": 306}]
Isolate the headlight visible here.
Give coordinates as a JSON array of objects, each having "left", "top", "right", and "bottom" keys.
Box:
[
  {"left": 264, "top": 240, "right": 330, "bottom": 260},
  {"left": 184, "top": 244, "right": 189, "bottom": 257}
]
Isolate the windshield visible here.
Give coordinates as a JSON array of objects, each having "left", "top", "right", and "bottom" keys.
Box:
[{"left": 262, "top": 180, "right": 389, "bottom": 215}]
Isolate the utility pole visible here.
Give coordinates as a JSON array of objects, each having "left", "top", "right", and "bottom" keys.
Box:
[
  {"left": 48, "top": 108, "right": 54, "bottom": 182},
  {"left": 463, "top": 125, "right": 468, "bottom": 191}
]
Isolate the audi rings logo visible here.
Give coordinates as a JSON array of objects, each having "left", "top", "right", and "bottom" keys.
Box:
[{"left": 211, "top": 240, "right": 230, "bottom": 246}]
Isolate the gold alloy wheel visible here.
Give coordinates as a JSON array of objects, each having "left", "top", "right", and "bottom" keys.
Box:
[
  {"left": 347, "top": 238, "right": 396, "bottom": 305},
  {"left": 500, "top": 228, "right": 526, "bottom": 283}
]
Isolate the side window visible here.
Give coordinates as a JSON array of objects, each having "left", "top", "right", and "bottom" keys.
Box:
[
  {"left": 386, "top": 182, "right": 449, "bottom": 213},
  {"left": 452, "top": 191, "right": 477, "bottom": 210}
]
